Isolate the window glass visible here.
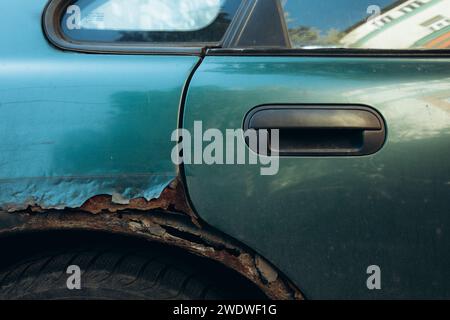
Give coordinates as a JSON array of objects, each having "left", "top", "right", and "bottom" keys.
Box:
[
  {"left": 281, "top": 0, "right": 450, "bottom": 49},
  {"left": 61, "top": 0, "right": 242, "bottom": 44}
]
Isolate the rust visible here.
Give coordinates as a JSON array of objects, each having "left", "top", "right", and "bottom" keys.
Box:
[
  {"left": 78, "top": 177, "right": 199, "bottom": 226},
  {"left": 2, "top": 177, "right": 303, "bottom": 299}
]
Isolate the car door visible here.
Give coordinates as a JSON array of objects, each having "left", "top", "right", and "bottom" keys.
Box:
[
  {"left": 0, "top": 0, "right": 245, "bottom": 211},
  {"left": 183, "top": 0, "right": 450, "bottom": 299}
]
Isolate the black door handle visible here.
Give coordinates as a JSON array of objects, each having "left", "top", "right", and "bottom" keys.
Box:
[{"left": 244, "top": 105, "right": 386, "bottom": 156}]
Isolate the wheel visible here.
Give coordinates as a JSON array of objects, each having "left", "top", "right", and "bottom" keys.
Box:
[{"left": 0, "top": 243, "right": 265, "bottom": 300}]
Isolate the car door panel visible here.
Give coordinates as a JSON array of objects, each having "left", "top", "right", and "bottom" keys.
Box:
[{"left": 184, "top": 56, "right": 450, "bottom": 299}]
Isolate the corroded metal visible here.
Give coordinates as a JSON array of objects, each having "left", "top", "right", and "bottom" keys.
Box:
[
  {"left": 0, "top": 175, "right": 302, "bottom": 300},
  {"left": 79, "top": 178, "right": 199, "bottom": 224}
]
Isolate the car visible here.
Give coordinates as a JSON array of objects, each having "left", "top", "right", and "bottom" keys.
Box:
[{"left": 0, "top": 0, "right": 449, "bottom": 300}]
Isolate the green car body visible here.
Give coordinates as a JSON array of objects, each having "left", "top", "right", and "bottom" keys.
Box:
[
  {"left": 0, "top": 0, "right": 449, "bottom": 299},
  {"left": 184, "top": 56, "right": 450, "bottom": 299}
]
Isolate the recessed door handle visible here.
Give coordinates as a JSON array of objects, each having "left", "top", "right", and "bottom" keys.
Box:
[{"left": 244, "top": 105, "right": 386, "bottom": 156}]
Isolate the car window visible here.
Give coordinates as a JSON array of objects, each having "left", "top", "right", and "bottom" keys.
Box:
[
  {"left": 281, "top": 0, "right": 450, "bottom": 49},
  {"left": 60, "top": 0, "right": 242, "bottom": 45}
]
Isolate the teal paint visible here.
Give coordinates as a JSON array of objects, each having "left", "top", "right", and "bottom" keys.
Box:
[{"left": 0, "top": 0, "right": 200, "bottom": 210}]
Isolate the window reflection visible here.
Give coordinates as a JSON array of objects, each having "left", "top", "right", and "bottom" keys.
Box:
[
  {"left": 282, "top": 0, "right": 450, "bottom": 49},
  {"left": 61, "top": 0, "right": 240, "bottom": 44},
  {"left": 74, "top": 0, "right": 224, "bottom": 31}
]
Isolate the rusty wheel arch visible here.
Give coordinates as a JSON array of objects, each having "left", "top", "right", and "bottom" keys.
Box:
[
  {"left": 0, "top": 207, "right": 303, "bottom": 300},
  {"left": 1, "top": 174, "right": 303, "bottom": 300}
]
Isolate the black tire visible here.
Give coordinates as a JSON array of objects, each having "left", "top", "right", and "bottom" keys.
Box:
[{"left": 0, "top": 244, "right": 266, "bottom": 300}]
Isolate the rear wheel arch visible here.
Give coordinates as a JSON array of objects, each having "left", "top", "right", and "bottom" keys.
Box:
[
  {"left": 0, "top": 230, "right": 267, "bottom": 300},
  {"left": 0, "top": 211, "right": 303, "bottom": 300}
]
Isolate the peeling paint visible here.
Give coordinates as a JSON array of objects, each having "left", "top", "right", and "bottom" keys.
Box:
[
  {"left": 80, "top": 178, "right": 199, "bottom": 225},
  {"left": 0, "top": 174, "right": 175, "bottom": 213}
]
